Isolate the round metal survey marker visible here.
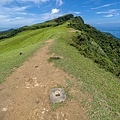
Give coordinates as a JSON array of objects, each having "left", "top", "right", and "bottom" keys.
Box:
[{"left": 50, "top": 88, "right": 66, "bottom": 103}]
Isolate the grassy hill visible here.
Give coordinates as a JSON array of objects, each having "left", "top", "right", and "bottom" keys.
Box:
[
  {"left": 68, "top": 18, "right": 120, "bottom": 78},
  {"left": 0, "top": 14, "right": 120, "bottom": 120}
]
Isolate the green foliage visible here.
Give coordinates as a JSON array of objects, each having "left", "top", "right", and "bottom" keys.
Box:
[
  {"left": 54, "top": 14, "right": 74, "bottom": 24},
  {"left": 68, "top": 20, "right": 120, "bottom": 78},
  {"left": 51, "top": 103, "right": 62, "bottom": 111}
]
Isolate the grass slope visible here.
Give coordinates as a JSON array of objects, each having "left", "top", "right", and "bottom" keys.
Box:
[
  {"left": 0, "top": 23, "right": 69, "bottom": 83},
  {"left": 0, "top": 26, "right": 57, "bottom": 83},
  {"left": 49, "top": 26, "right": 120, "bottom": 120}
]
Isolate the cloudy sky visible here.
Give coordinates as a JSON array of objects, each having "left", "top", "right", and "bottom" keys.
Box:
[{"left": 0, "top": 0, "right": 120, "bottom": 30}]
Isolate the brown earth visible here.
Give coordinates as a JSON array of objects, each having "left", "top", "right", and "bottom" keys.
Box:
[{"left": 0, "top": 40, "right": 89, "bottom": 120}]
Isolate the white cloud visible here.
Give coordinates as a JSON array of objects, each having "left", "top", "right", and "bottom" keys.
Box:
[
  {"left": 56, "top": 0, "right": 63, "bottom": 6},
  {"left": 0, "top": 5, "right": 29, "bottom": 15},
  {"left": 0, "top": 16, "right": 35, "bottom": 30},
  {"left": 114, "top": 13, "right": 120, "bottom": 16},
  {"left": 84, "top": 0, "right": 101, "bottom": 5},
  {"left": 91, "top": 4, "right": 111, "bottom": 10},
  {"left": 97, "top": 9, "right": 120, "bottom": 14},
  {"left": 74, "top": 12, "right": 80, "bottom": 15},
  {"left": 40, "top": 12, "right": 63, "bottom": 20},
  {"left": 91, "top": 2, "right": 120, "bottom": 10},
  {"left": 0, "top": 14, "right": 8, "bottom": 19},
  {"left": 51, "top": 8, "right": 60, "bottom": 14},
  {"left": 19, "top": 0, "right": 49, "bottom": 3},
  {"left": 0, "top": 0, "right": 49, "bottom": 5},
  {"left": 0, "top": 0, "right": 13, "bottom": 5},
  {"left": 104, "top": 14, "right": 113, "bottom": 18},
  {"left": 11, "top": 6, "right": 29, "bottom": 11},
  {"left": 96, "top": 9, "right": 120, "bottom": 18},
  {"left": 0, "top": 3, "right": 35, "bottom": 30},
  {"left": 0, "top": 0, "right": 64, "bottom": 30}
]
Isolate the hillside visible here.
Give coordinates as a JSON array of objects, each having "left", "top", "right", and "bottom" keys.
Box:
[
  {"left": 103, "top": 32, "right": 119, "bottom": 39},
  {"left": 67, "top": 18, "right": 120, "bottom": 77},
  {"left": 0, "top": 14, "right": 120, "bottom": 120}
]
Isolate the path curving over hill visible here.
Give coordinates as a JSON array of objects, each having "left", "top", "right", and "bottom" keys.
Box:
[{"left": 0, "top": 40, "right": 88, "bottom": 120}]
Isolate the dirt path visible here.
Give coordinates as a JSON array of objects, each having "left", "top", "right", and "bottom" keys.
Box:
[{"left": 0, "top": 40, "right": 88, "bottom": 120}]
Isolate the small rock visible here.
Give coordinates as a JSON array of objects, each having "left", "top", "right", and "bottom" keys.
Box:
[
  {"left": 50, "top": 56, "right": 63, "bottom": 60},
  {"left": 34, "top": 83, "right": 39, "bottom": 87},
  {"left": 2, "top": 108, "right": 7, "bottom": 112},
  {"left": 39, "top": 116, "right": 43, "bottom": 119},
  {"left": 35, "top": 66, "right": 38, "bottom": 68},
  {"left": 46, "top": 109, "right": 49, "bottom": 112},
  {"left": 19, "top": 52, "right": 23, "bottom": 55},
  {"left": 26, "top": 86, "right": 30, "bottom": 89},
  {"left": 32, "top": 77, "right": 37, "bottom": 80},
  {"left": 35, "top": 99, "right": 39, "bottom": 104},
  {"left": 61, "top": 112, "right": 64, "bottom": 117},
  {"left": 42, "top": 111, "right": 45, "bottom": 114}
]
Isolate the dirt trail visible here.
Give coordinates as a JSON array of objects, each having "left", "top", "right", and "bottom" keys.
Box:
[{"left": 0, "top": 40, "right": 88, "bottom": 120}]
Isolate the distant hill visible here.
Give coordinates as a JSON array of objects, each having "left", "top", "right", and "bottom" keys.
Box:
[
  {"left": 103, "top": 32, "right": 120, "bottom": 39},
  {"left": 0, "top": 14, "right": 81, "bottom": 41},
  {"left": 0, "top": 14, "right": 74, "bottom": 41}
]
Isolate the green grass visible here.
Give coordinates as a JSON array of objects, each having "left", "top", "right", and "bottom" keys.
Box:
[
  {"left": 0, "top": 24, "right": 70, "bottom": 83},
  {"left": 0, "top": 22, "right": 120, "bottom": 120},
  {"left": 0, "top": 29, "right": 45, "bottom": 83},
  {"left": 50, "top": 103, "right": 62, "bottom": 111},
  {"left": 49, "top": 29, "right": 120, "bottom": 120}
]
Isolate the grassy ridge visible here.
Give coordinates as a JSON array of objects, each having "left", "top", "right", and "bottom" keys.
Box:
[
  {"left": 49, "top": 28, "right": 120, "bottom": 120},
  {"left": 0, "top": 24, "right": 69, "bottom": 83},
  {"left": 0, "top": 27, "right": 54, "bottom": 83},
  {"left": 0, "top": 28, "right": 48, "bottom": 53},
  {"left": 0, "top": 14, "right": 120, "bottom": 120},
  {"left": 0, "top": 29, "right": 44, "bottom": 83}
]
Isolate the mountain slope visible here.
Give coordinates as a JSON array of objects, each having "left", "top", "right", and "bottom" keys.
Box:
[
  {"left": 49, "top": 29, "right": 120, "bottom": 120},
  {"left": 0, "top": 41, "right": 89, "bottom": 120},
  {"left": 68, "top": 18, "right": 120, "bottom": 77},
  {"left": 0, "top": 14, "right": 120, "bottom": 120}
]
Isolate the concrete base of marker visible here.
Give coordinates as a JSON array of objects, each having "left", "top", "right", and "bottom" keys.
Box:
[{"left": 50, "top": 88, "right": 66, "bottom": 103}]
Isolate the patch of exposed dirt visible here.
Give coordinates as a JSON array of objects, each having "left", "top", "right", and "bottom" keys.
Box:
[
  {"left": 0, "top": 40, "right": 89, "bottom": 120},
  {"left": 69, "top": 30, "right": 78, "bottom": 33}
]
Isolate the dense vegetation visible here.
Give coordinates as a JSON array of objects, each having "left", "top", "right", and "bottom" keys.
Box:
[
  {"left": 68, "top": 17, "right": 120, "bottom": 77},
  {"left": 54, "top": 14, "right": 74, "bottom": 23}
]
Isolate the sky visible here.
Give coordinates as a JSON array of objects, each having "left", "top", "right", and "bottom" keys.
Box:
[{"left": 0, "top": 0, "right": 120, "bottom": 31}]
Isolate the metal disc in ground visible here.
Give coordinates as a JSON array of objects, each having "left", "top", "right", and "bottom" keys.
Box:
[{"left": 50, "top": 88, "right": 66, "bottom": 103}]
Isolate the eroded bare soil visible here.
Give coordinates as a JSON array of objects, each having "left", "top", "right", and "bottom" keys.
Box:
[{"left": 0, "top": 40, "right": 89, "bottom": 120}]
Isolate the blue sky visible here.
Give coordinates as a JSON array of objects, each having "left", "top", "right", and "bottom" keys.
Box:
[{"left": 0, "top": 0, "right": 120, "bottom": 30}]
